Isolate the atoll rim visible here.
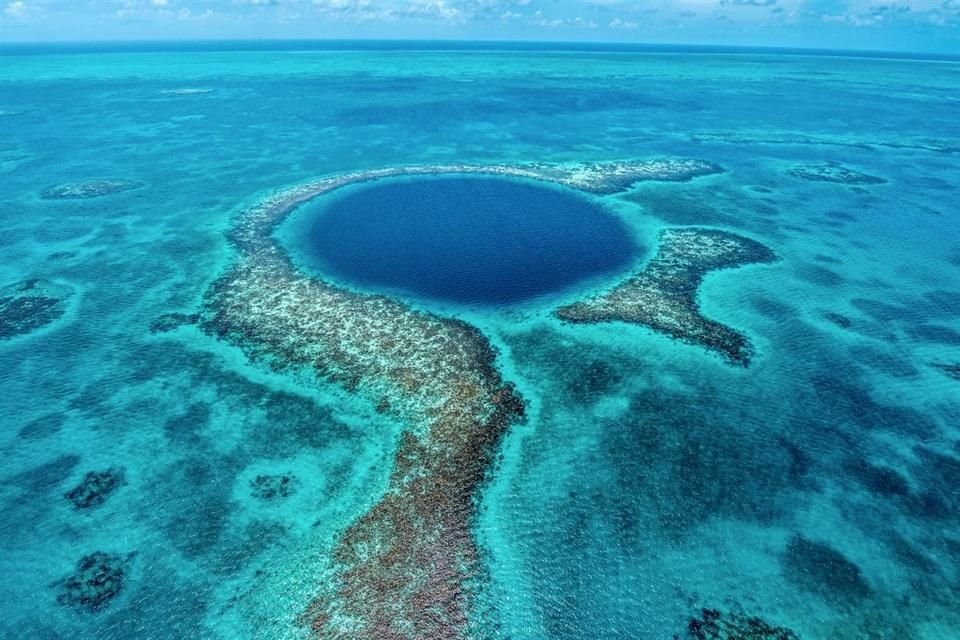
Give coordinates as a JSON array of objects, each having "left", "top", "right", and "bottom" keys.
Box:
[{"left": 557, "top": 227, "right": 779, "bottom": 365}]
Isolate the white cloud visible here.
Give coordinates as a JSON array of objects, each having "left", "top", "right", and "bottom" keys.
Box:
[
  {"left": 609, "top": 16, "right": 638, "bottom": 28},
  {"left": 4, "top": 0, "right": 26, "bottom": 17},
  {"left": 531, "top": 9, "right": 598, "bottom": 28},
  {"left": 817, "top": 0, "right": 959, "bottom": 28},
  {"left": 177, "top": 7, "right": 214, "bottom": 20}
]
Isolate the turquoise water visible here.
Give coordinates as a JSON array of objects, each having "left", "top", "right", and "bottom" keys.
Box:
[{"left": 1, "top": 43, "right": 959, "bottom": 639}]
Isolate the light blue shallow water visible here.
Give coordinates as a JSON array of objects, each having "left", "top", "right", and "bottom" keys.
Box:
[{"left": 1, "top": 43, "right": 959, "bottom": 639}]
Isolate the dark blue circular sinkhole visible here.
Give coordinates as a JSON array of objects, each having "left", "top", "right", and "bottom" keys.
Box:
[{"left": 290, "top": 175, "right": 638, "bottom": 306}]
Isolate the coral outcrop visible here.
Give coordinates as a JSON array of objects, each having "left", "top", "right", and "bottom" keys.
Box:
[
  {"left": 685, "top": 608, "right": 800, "bottom": 640},
  {"left": 0, "top": 278, "right": 73, "bottom": 340},
  {"left": 40, "top": 179, "right": 141, "bottom": 199},
  {"left": 250, "top": 474, "right": 298, "bottom": 500},
  {"left": 54, "top": 552, "right": 131, "bottom": 613},
  {"left": 787, "top": 163, "right": 885, "bottom": 185},
  {"left": 64, "top": 468, "right": 126, "bottom": 509}
]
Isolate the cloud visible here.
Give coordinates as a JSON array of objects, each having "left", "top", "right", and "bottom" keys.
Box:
[
  {"left": 608, "top": 16, "right": 638, "bottom": 28},
  {"left": 4, "top": 0, "right": 26, "bottom": 17},
  {"left": 817, "top": 0, "right": 958, "bottom": 28},
  {"left": 177, "top": 7, "right": 214, "bottom": 20},
  {"left": 530, "top": 10, "right": 598, "bottom": 28}
]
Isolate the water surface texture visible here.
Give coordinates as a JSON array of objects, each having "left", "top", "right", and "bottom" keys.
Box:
[{"left": 1, "top": 43, "right": 959, "bottom": 640}]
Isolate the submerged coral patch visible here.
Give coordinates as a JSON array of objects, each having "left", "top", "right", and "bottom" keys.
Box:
[
  {"left": 787, "top": 163, "right": 885, "bottom": 185},
  {"left": 149, "top": 312, "right": 200, "bottom": 334},
  {"left": 781, "top": 535, "right": 871, "bottom": 603},
  {"left": 686, "top": 608, "right": 800, "bottom": 640},
  {"left": 54, "top": 552, "right": 131, "bottom": 613},
  {"left": 823, "top": 312, "right": 853, "bottom": 328},
  {"left": 17, "top": 412, "right": 66, "bottom": 440},
  {"left": 557, "top": 228, "right": 778, "bottom": 365},
  {"left": 250, "top": 474, "right": 298, "bottom": 500},
  {"left": 0, "top": 278, "right": 74, "bottom": 340},
  {"left": 64, "top": 468, "right": 126, "bottom": 509},
  {"left": 40, "top": 179, "right": 141, "bottom": 199},
  {"left": 931, "top": 362, "right": 960, "bottom": 380}
]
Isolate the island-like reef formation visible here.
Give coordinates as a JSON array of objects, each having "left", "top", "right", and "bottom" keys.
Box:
[
  {"left": 0, "top": 278, "right": 74, "bottom": 340},
  {"left": 787, "top": 163, "right": 885, "bottom": 185},
  {"left": 54, "top": 552, "right": 132, "bottom": 613},
  {"left": 557, "top": 228, "right": 778, "bottom": 365},
  {"left": 40, "top": 179, "right": 142, "bottom": 199},
  {"left": 199, "top": 159, "right": 722, "bottom": 639}
]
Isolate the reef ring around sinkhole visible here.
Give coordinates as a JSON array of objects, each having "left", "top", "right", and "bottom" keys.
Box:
[{"left": 196, "top": 159, "right": 747, "bottom": 639}]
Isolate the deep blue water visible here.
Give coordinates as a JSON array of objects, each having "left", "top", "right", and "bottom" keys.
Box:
[{"left": 293, "top": 176, "right": 637, "bottom": 306}]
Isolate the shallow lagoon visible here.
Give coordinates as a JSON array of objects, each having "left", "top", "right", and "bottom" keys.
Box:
[{"left": 1, "top": 43, "right": 959, "bottom": 639}]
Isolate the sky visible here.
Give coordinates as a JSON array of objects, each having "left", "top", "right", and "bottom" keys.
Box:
[{"left": 0, "top": 0, "right": 958, "bottom": 54}]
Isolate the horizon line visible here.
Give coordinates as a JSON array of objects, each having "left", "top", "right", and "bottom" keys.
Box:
[{"left": 2, "top": 38, "right": 959, "bottom": 61}]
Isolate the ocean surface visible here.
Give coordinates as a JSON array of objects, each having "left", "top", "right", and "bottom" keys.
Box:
[{"left": 1, "top": 42, "right": 959, "bottom": 639}]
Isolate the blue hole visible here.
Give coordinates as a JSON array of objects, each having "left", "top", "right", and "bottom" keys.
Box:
[{"left": 291, "top": 175, "right": 638, "bottom": 307}]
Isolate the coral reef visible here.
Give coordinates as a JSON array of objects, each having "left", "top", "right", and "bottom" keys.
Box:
[
  {"left": 688, "top": 130, "right": 960, "bottom": 155},
  {"left": 64, "top": 468, "right": 126, "bottom": 509},
  {"left": 200, "top": 159, "right": 717, "bottom": 638},
  {"left": 781, "top": 535, "right": 872, "bottom": 602},
  {"left": 787, "top": 163, "right": 885, "bottom": 185},
  {"left": 40, "top": 179, "right": 141, "bottom": 199},
  {"left": 844, "top": 459, "right": 910, "bottom": 497},
  {"left": 250, "top": 474, "right": 298, "bottom": 500},
  {"left": 54, "top": 552, "right": 131, "bottom": 613},
  {"left": 824, "top": 312, "right": 852, "bottom": 329},
  {"left": 0, "top": 278, "right": 73, "bottom": 340},
  {"left": 522, "top": 158, "right": 723, "bottom": 194},
  {"left": 931, "top": 362, "right": 960, "bottom": 381},
  {"left": 17, "top": 412, "right": 65, "bottom": 440},
  {"left": 557, "top": 228, "right": 778, "bottom": 365},
  {"left": 149, "top": 312, "right": 200, "bottom": 334},
  {"left": 684, "top": 608, "right": 800, "bottom": 640},
  {"left": 9, "top": 454, "right": 80, "bottom": 493}
]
